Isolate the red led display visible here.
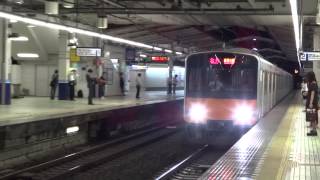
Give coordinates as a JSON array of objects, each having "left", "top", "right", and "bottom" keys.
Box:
[
  {"left": 223, "top": 58, "right": 236, "bottom": 65},
  {"left": 151, "top": 56, "right": 169, "bottom": 62},
  {"left": 209, "top": 57, "right": 220, "bottom": 65}
]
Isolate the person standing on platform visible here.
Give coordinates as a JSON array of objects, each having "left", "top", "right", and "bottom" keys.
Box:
[
  {"left": 172, "top": 74, "right": 178, "bottom": 94},
  {"left": 306, "top": 71, "right": 318, "bottom": 136},
  {"left": 50, "top": 70, "right": 58, "bottom": 100},
  {"left": 86, "top": 69, "right": 96, "bottom": 105},
  {"left": 119, "top": 72, "right": 125, "bottom": 96},
  {"left": 136, "top": 73, "right": 142, "bottom": 99},
  {"left": 68, "top": 69, "right": 77, "bottom": 101},
  {"left": 98, "top": 74, "right": 106, "bottom": 100}
]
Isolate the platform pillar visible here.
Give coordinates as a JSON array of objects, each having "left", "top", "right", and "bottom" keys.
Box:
[
  {"left": 0, "top": 19, "right": 11, "bottom": 105},
  {"left": 58, "top": 31, "right": 70, "bottom": 100}
]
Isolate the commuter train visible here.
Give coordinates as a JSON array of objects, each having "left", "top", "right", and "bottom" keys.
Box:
[{"left": 184, "top": 48, "right": 292, "bottom": 143}]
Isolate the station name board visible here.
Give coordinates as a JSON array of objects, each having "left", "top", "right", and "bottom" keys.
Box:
[
  {"left": 76, "top": 48, "right": 101, "bottom": 57},
  {"left": 300, "top": 52, "right": 320, "bottom": 61}
]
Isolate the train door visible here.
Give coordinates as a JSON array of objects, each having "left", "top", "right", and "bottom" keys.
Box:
[
  {"left": 258, "top": 69, "right": 263, "bottom": 118},
  {"left": 270, "top": 73, "right": 274, "bottom": 109},
  {"left": 273, "top": 74, "right": 276, "bottom": 106},
  {"left": 262, "top": 71, "right": 268, "bottom": 115}
]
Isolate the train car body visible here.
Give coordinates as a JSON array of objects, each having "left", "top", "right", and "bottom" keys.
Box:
[{"left": 184, "top": 48, "right": 292, "bottom": 143}]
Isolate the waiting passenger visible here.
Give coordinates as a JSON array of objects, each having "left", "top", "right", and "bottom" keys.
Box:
[
  {"left": 172, "top": 75, "right": 179, "bottom": 94},
  {"left": 50, "top": 70, "right": 58, "bottom": 100},
  {"left": 301, "top": 78, "right": 308, "bottom": 99},
  {"left": 306, "top": 71, "right": 318, "bottom": 136},
  {"left": 86, "top": 69, "right": 96, "bottom": 105},
  {"left": 136, "top": 73, "right": 142, "bottom": 99},
  {"left": 98, "top": 74, "right": 106, "bottom": 100},
  {"left": 68, "top": 69, "right": 77, "bottom": 101},
  {"left": 209, "top": 74, "right": 223, "bottom": 91}
]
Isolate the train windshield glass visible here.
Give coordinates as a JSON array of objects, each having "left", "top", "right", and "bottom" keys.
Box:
[{"left": 186, "top": 52, "right": 258, "bottom": 99}]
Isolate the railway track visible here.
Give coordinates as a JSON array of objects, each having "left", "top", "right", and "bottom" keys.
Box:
[
  {"left": 0, "top": 125, "right": 179, "bottom": 180},
  {"left": 155, "top": 145, "right": 227, "bottom": 180}
]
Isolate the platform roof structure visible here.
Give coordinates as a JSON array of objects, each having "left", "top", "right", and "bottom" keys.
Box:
[{"left": 2, "top": 0, "right": 319, "bottom": 70}]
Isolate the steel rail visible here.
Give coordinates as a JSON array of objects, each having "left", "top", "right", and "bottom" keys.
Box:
[
  {"left": 0, "top": 124, "right": 178, "bottom": 180},
  {"left": 155, "top": 144, "right": 208, "bottom": 180}
]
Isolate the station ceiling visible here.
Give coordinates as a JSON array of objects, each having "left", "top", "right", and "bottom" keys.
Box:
[{"left": 3, "top": 0, "right": 319, "bottom": 71}]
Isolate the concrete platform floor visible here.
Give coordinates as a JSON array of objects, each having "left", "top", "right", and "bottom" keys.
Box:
[{"left": 0, "top": 90, "right": 184, "bottom": 126}]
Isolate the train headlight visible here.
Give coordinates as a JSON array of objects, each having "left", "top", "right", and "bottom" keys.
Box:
[
  {"left": 233, "top": 106, "right": 254, "bottom": 124},
  {"left": 188, "top": 104, "right": 207, "bottom": 123}
]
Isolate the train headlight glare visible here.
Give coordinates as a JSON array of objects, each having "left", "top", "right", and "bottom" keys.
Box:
[
  {"left": 188, "top": 104, "right": 207, "bottom": 123},
  {"left": 233, "top": 106, "right": 254, "bottom": 124}
]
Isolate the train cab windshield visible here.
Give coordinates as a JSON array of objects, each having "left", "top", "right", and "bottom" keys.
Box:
[{"left": 186, "top": 52, "right": 258, "bottom": 99}]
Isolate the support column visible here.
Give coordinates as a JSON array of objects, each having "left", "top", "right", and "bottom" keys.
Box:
[
  {"left": 58, "top": 31, "right": 70, "bottom": 100},
  {"left": 0, "top": 19, "right": 11, "bottom": 105},
  {"left": 313, "top": 31, "right": 320, "bottom": 80}
]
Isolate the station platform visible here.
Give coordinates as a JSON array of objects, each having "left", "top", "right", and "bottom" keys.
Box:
[
  {"left": 200, "top": 91, "right": 318, "bottom": 180},
  {"left": 0, "top": 90, "right": 184, "bottom": 169},
  {"left": 0, "top": 90, "right": 183, "bottom": 126}
]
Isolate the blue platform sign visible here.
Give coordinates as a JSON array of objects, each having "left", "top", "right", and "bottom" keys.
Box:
[
  {"left": 300, "top": 52, "right": 320, "bottom": 61},
  {"left": 125, "top": 48, "right": 136, "bottom": 61}
]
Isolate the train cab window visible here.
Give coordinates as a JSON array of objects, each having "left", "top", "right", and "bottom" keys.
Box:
[{"left": 186, "top": 52, "right": 258, "bottom": 99}]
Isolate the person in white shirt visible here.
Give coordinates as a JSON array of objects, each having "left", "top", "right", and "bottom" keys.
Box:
[
  {"left": 172, "top": 75, "right": 178, "bottom": 94},
  {"left": 136, "top": 73, "right": 142, "bottom": 99},
  {"left": 68, "top": 69, "right": 77, "bottom": 100}
]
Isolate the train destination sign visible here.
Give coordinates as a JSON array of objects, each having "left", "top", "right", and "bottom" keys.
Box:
[
  {"left": 300, "top": 52, "right": 320, "bottom": 61},
  {"left": 76, "top": 48, "right": 102, "bottom": 57}
]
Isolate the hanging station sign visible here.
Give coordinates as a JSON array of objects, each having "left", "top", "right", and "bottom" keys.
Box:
[
  {"left": 300, "top": 51, "right": 320, "bottom": 61},
  {"left": 151, "top": 56, "right": 169, "bottom": 63},
  {"left": 76, "top": 47, "right": 102, "bottom": 57}
]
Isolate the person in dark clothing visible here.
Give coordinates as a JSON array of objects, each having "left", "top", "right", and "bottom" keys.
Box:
[
  {"left": 306, "top": 71, "right": 318, "bottom": 136},
  {"left": 50, "top": 70, "right": 58, "bottom": 100},
  {"left": 172, "top": 74, "right": 178, "bottom": 94},
  {"left": 119, "top": 72, "right": 125, "bottom": 96},
  {"left": 86, "top": 69, "right": 96, "bottom": 105},
  {"left": 136, "top": 73, "right": 142, "bottom": 99}
]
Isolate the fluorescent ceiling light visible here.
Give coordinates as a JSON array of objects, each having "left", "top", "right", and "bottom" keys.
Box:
[
  {"left": 176, "top": 52, "right": 183, "bottom": 55},
  {"left": 140, "top": 54, "right": 147, "bottom": 58},
  {"left": 10, "top": 36, "right": 29, "bottom": 41},
  {"left": 10, "top": 19, "right": 17, "bottom": 23},
  {"left": 289, "top": 0, "right": 300, "bottom": 52},
  {"left": 153, "top": 47, "right": 163, "bottom": 51},
  {"left": 164, "top": 49, "right": 173, "bottom": 53},
  {"left": 66, "top": 126, "right": 79, "bottom": 134},
  {"left": 0, "top": 11, "right": 166, "bottom": 51},
  {"left": 253, "top": 38, "right": 257, "bottom": 41},
  {"left": 252, "top": 48, "right": 258, "bottom": 51},
  {"left": 17, "top": 53, "right": 39, "bottom": 58},
  {"left": 110, "top": 58, "right": 118, "bottom": 64}
]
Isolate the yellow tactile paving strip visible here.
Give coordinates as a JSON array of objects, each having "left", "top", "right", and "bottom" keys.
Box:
[
  {"left": 257, "top": 93, "right": 320, "bottom": 180},
  {"left": 257, "top": 95, "right": 299, "bottom": 180}
]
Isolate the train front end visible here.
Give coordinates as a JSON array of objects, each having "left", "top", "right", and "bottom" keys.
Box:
[{"left": 184, "top": 52, "right": 258, "bottom": 141}]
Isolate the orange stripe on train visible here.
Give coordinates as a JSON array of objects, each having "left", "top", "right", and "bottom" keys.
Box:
[{"left": 185, "top": 97, "right": 257, "bottom": 121}]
